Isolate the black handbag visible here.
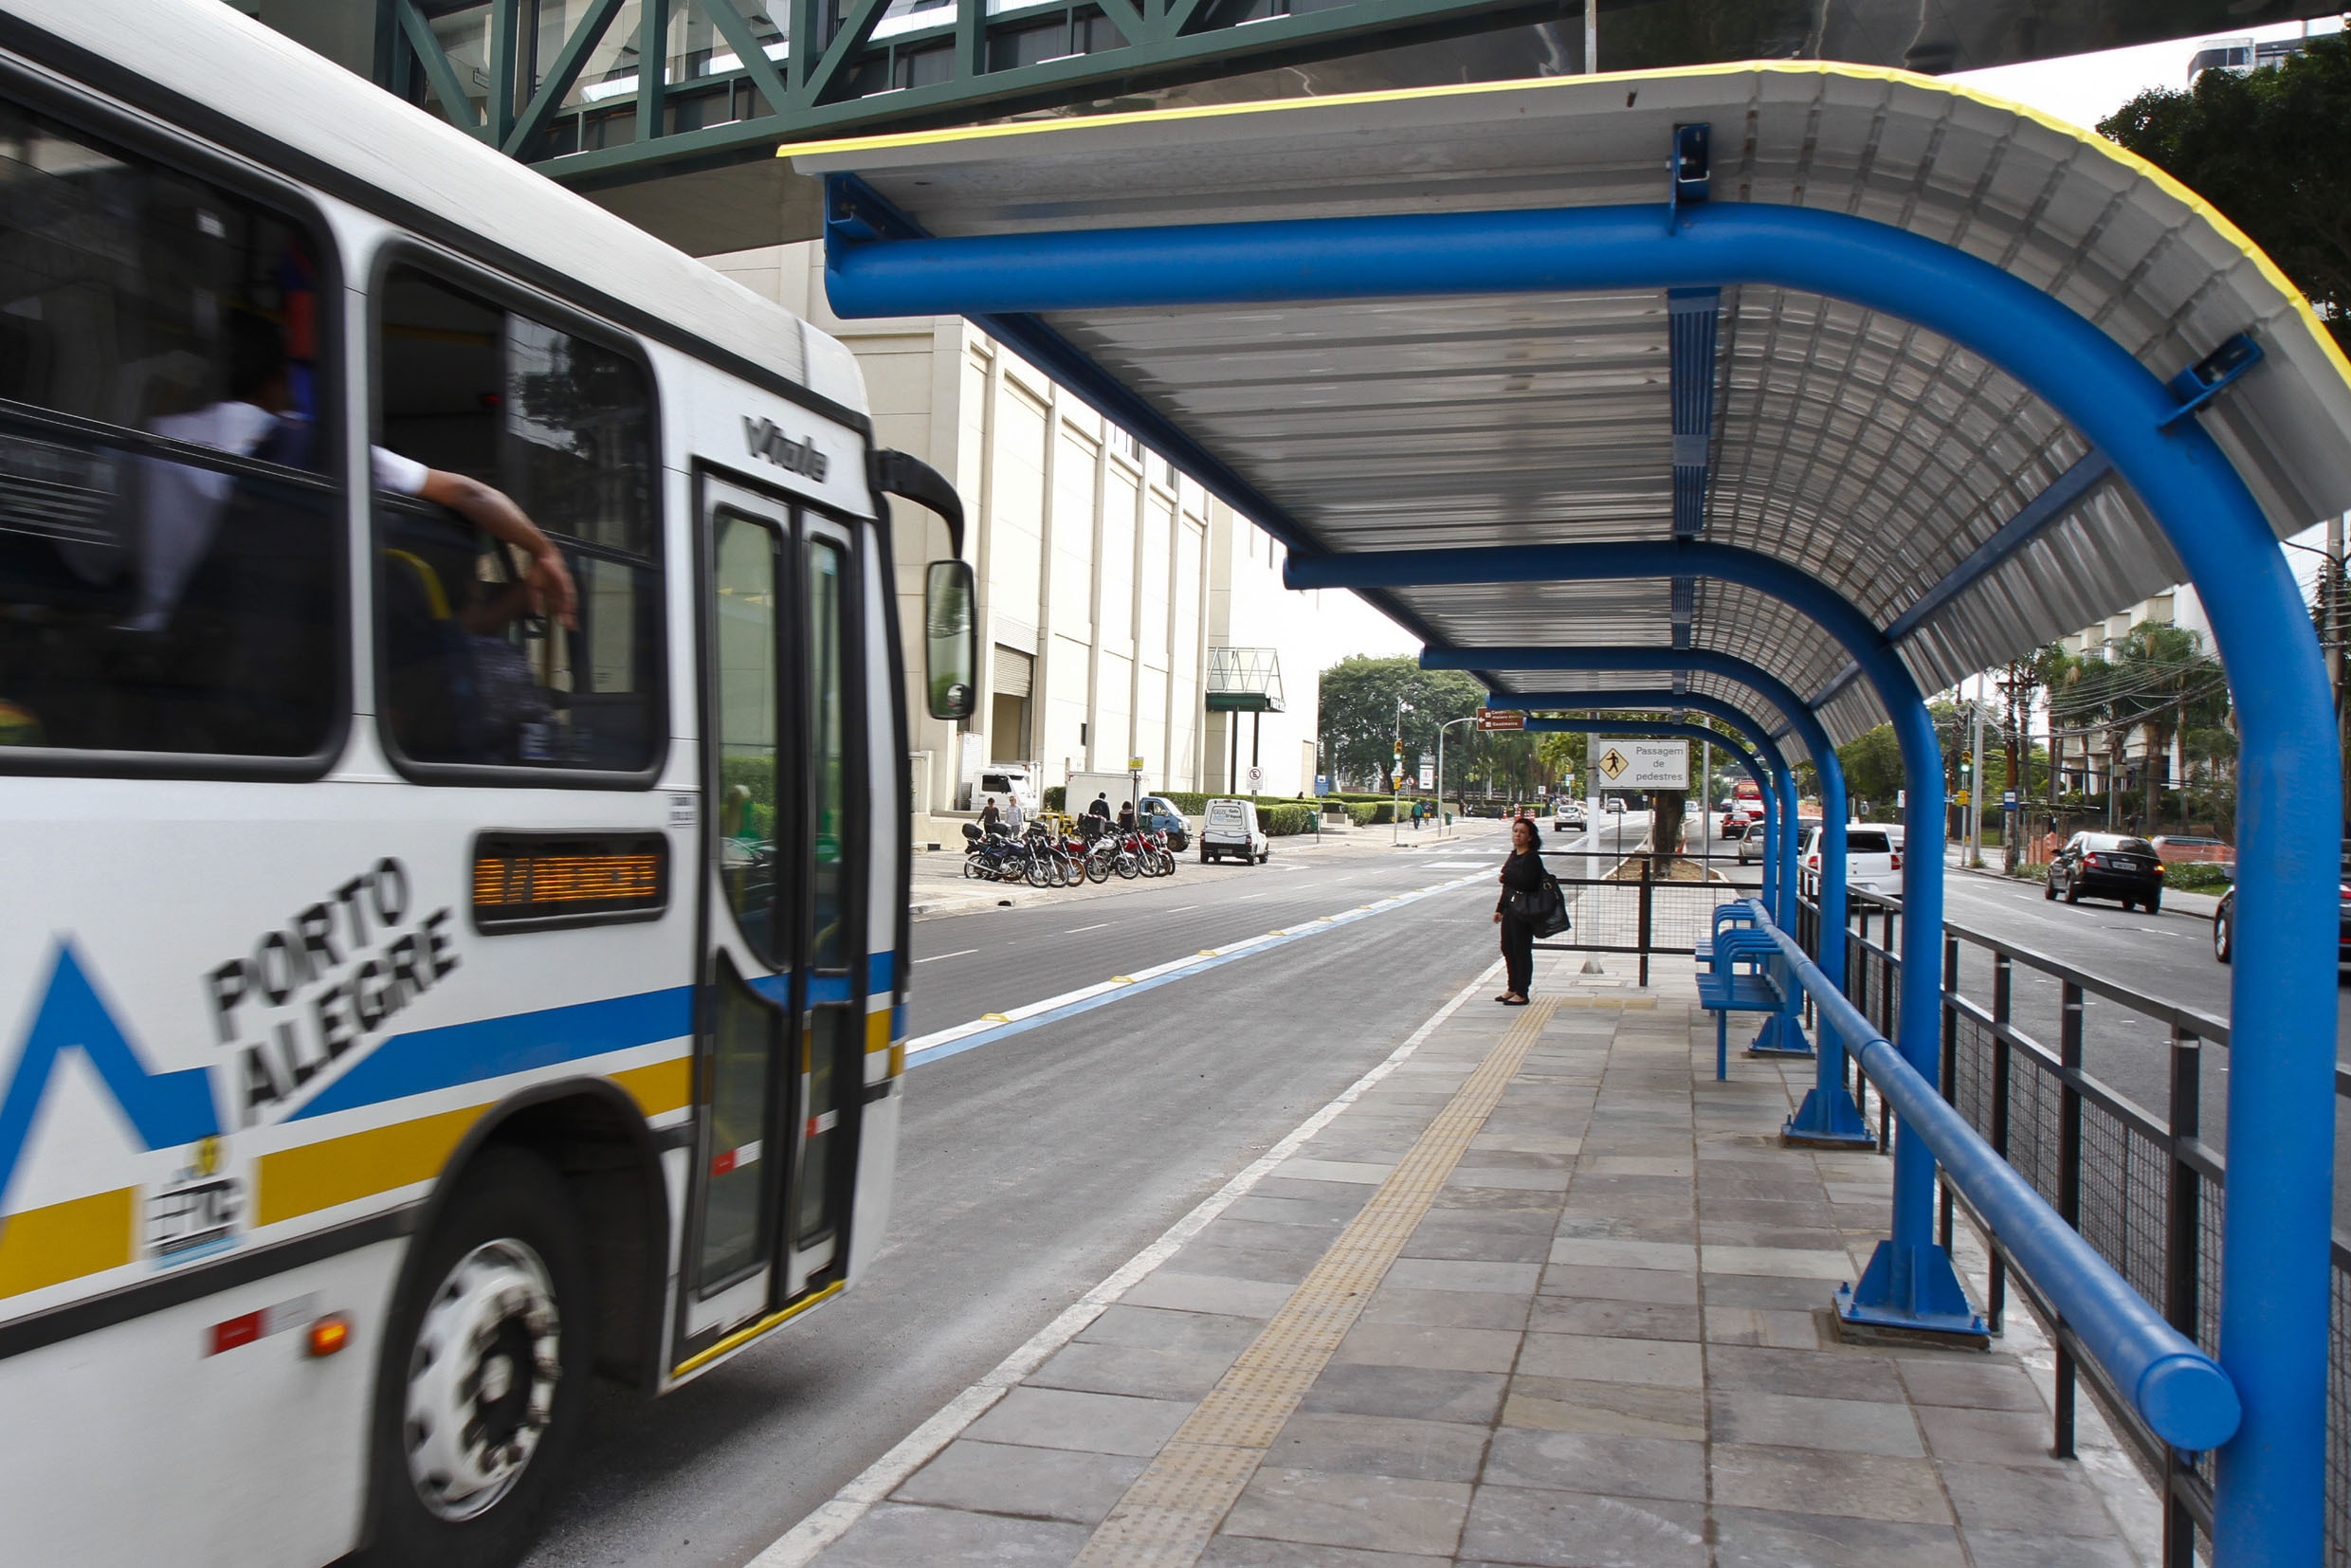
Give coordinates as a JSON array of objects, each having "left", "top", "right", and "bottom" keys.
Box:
[{"left": 1507, "top": 875, "right": 1572, "bottom": 938}]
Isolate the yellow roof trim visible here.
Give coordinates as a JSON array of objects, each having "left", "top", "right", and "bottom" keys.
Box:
[{"left": 780, "top": 59, "right": 2351, "bottom": 397}]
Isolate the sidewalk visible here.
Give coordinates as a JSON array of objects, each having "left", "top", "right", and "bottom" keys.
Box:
[{"left": 800, "top": 950, "right": 2158, "bottom": 1567}]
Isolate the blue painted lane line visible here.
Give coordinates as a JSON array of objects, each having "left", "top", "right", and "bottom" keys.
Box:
[{"left": 902, "top": 871, "right": 1491, "bottom": 1070}]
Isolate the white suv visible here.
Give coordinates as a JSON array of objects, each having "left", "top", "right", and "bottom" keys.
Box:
[{"left": 1799, "top": 822, "right": 1904, "bottom": 893}]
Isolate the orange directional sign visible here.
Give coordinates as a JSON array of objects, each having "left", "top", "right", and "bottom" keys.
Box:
[{"left": 1475, "top": 707, "right": 1525, "bottom": 732}]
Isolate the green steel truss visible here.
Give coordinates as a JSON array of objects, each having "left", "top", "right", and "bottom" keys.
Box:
[{"left": 388, "top": 0, "right": 1560, "bottom": 187}]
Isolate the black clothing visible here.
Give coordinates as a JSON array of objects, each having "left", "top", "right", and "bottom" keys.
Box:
[
  {"left": 1497, "top": 846, "right": 1544, "bottom": 995},
  {"left": 1088, "top": 795, "right": 1112, "bottom": 821},
  {"left": 980, "top": 804, "right": 1001, "bottom": 833},
  {"left": 1118, "top": 803, "right": 1137, "bottom": 831},
  {"left": 1500, "top": 914, "right": 1535, "bottom": 995},
  {"left": 1496, "top": 847, "right": 1545, "bottom": 912}
]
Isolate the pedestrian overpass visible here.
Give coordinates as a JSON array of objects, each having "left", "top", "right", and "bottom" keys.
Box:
[{"left": 789, "top": 64, "right": 2351, "bottom": 1563}]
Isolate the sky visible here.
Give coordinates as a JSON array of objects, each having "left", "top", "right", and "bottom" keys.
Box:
[{"left": 1282, "top": 15, "right": 2347, "bottom": 679}]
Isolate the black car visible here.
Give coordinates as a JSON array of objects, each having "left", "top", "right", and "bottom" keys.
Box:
[
  {"left": 2214, "top": 843, "right": 2351, "bottom": 965},
  {"left": 2046, "top": 832, "right": 2165, "bottom": 912}
]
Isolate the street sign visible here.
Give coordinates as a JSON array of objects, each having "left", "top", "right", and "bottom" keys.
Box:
[
  {"left": 2002, "top": 790, "right": 2018, "bottom": 810},
  {"left": 1127, "top": 757, "right": 1145, "bottom": 772},
  {"left": 1246, "top": 766, "right": 1264, "bottom": 792},
  {"left": 1416, "top": 757, "right": 1433, "bottom": 790},
  {"left": 1475, "top": 708, "right": 1525, "bottom": 732},
  {"left": 1315, "top": 773, "right": 1329, "bottom": 795},
  {"left": 1593, "top": 738, "right": 1688, "bottom": 791}
]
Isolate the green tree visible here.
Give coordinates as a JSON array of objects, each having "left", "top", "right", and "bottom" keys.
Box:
[
  {"left": 2100, "top": 36, "right": 2351, "bottom": 352},
  {"left": 1316, "top": 656, "right": 1482, "bottom": 790},
  {"left": 1835, "top": 723, "right": 1904, "bottom": 816},
  {"left": 2103, "top": 622, "right": 2231, "bottom": 832}
]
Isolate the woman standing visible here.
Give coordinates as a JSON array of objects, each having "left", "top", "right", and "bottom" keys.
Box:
[{"left": 1494, "top": 816, "right": 1544, "bottom": 1004}]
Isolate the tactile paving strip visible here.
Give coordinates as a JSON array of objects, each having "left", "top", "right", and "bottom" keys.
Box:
[{"left": 1068, "top": 996, "right": 1562, "bottom": 1567}]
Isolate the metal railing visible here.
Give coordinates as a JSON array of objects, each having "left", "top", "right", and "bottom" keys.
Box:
[
  {"left": 1796, "top": 886, "right": 2351, "bottom": 1567},
  {"left": 1532, "top": 851, "right": 1751, "bottom": 985}
]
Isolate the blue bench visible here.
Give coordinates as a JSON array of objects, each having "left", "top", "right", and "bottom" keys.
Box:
[{"left": 1693, "top": 907, "right": 1810, "bottom": 1078}]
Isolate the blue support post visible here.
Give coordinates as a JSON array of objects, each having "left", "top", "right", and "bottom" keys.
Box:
[{"left": 831, "top": 188, "right": 2345, "bottom": 1559}]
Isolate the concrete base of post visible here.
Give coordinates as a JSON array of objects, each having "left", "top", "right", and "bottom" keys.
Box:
[
  {"left": 1782, "top": 1085, "right": 1875, "bottom": 1149},
  {"left": 1835, "top": 1240, "right": 1984, "bottom": 1344},
  {"left": 1745, "top": 1013, "right": 1813, "bottom": 1057}
]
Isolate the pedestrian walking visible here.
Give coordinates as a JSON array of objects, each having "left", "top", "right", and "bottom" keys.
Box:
[
  {"left": 1088, "top": 792, "right": 1113, "bottom": 823},
  {"left": 980, "top": 794, "right": 1002, "bottom": 835},
  {"left": 1005, "top": 794, "right": 1027, "bottom": 834},
  {"left": 1493, "top": 815, "right": 1544, "bottom": 1005}
]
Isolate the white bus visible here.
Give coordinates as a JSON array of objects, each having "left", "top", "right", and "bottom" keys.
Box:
[{"left": 0, "top": 4, "right": 976, "bottom": 1563}]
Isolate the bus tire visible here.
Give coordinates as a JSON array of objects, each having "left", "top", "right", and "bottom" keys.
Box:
[{"left": 364, "top": 1147, "right": 592, "bottom": 1568}]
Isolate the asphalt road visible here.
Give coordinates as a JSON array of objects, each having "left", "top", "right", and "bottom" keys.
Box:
[
  {"left": 1928, "top": 869, "right": 2351, "bottom": 1209},
  {"left": 521, "top": 822, "right": 1535, "bottom": 1568}
]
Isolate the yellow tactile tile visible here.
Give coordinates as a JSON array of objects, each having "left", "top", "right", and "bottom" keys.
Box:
[{"left": 1067, "top": 997, "right": 1563, "bottom": 1568}]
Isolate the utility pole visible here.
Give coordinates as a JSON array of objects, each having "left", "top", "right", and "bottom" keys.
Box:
[
  {"left": 1583, "top": 0, "right": 1596, "bottom": 72},
  {"left": 1968, "top": 683, "right": 1986, "bottom": 866},
  {"left": 1393, "top": 698, "right": 1411, "bottom": 846},
  {"left": 1436, "top": 716, "right": 1472, "bottom": 840}
]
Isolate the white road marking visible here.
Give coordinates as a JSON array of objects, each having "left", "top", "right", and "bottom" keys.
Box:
[
  {"left": 1162, "top": 905, "right": 1198, "bottom": 913},
  {"left": 1064, "top": 921, "right": 1112, "bottom": 934},
  {"left": 913, "top": 949, "right": 977, "bottom": 964},
  {"left": 749, "top": 958, "right": 1504, "bottom": 1568}
]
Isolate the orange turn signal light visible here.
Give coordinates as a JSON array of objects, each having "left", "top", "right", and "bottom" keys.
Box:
[{"left": 306, "top": 1313, "right": 352, "bottom": 1358}]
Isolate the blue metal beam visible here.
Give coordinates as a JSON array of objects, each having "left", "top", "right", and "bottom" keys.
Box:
[
  {"left": 1489, "top": 688, "right": 1796, "bottom": 924},
  {"left": 828, "top": 186, "right": 2343, "bottom": 1555},
  {"left": 1885, "top": 450, "right": 2116, "bottom": 644},
  {"left": 1668, "top": 287, "right": 1720, "bottom": 540},
  {"left": 1423, "top": 638, "right": 1877, "bottom": 1140}
]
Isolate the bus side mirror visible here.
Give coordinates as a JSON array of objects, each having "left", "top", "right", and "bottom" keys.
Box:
[{"left": 924, "top": 559, "right": 976, "bottom": 720}]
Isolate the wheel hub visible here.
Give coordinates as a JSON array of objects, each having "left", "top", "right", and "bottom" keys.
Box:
[{"left": 404, "top": 1238, "right": 561, "bottom": 1522}]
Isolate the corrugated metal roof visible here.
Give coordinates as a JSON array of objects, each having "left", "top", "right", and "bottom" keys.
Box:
[{"left": 794, "top": 64, "right": 2351, "bottom": 745}]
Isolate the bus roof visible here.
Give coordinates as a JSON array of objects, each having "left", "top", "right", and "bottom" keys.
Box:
[{"left": 6, "top": 0, "right": 866, "bottom": 422}]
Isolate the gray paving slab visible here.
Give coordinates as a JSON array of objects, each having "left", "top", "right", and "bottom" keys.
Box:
[
  {"left": 1458, "top": 1483, "right": 1709, "bottom": 1568},
  {"left": 1297, "top": 1364, "right": 1511, "bottom": 1426},
  {"left": 817, "top": 1502, "right": 1090, "bottom": 1565},
  {"left": 892, "top": 1439, "right": 1146, "bottom": 1524},
  {"left": 1335, "top": 1321, "right": 1524, "bottom": 1375},
  {"left": 1710, "top": 1505, "right": 1966, "bottom": 1568},
  {"left": 1499, "top": 1376, "right": 1707, "bottom": 1441},
  {"left": 1267, "top": 1411, "right": 1493, "bottom": 1484},
  {"left": 1119, "top": 1270, "right": 1299, "bottom": 1319},
  {"left": 1523, "top": 1296, "right": 1701, "bottom": 1342},
  {"left": 1360, "top": 1286, "right": 1534, "bottom": 1331},
  {"left": 962, "top": 1385, "right": 1194, "bottom": 1457},
  {"left": 1538, "top": 1263, "right": 1700, "bottom": 1304},
  {"left": 1077, "top": 1304, "right": 1268, "bottom": 1357},
  {"left": 1026, "top": 1339, "right": 1241, "bottom": 1401},
  {"left": 1514, "top": 1332, "right": 1704, "bottom": 1388},
  {"left": 1938, "top": 1459, "right": 2118, "bottom": 1535},
  {"left": 1708, "top": 1444, "right": 1953, "bottom": 1524},
  {"left": 1706, "top": 1389, "right": 1926, "bottom": 1457},
  {"left": 1479, "top": 1431, "right": 1706, "bottom": 1503},
  {"left": 1223, "top": 1467, "right": 1472, "bottom": 1557},
  {"left": 1201, "top": 1539, "right": 1453, "bottom": 1568}
]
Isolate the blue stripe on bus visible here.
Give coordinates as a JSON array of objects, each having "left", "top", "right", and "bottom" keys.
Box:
[
  {"left": 291, "top": 988, "right": 695, "bottom": 1121},
  {"left": 289, "top": 952, "right": 899, "bottom": 1121}
]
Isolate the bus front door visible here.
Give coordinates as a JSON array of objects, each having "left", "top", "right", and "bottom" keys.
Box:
[{"left": 682, "top": 477, "right": 868, "bottom": 1356}]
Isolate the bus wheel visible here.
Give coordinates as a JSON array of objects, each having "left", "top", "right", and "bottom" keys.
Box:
[{"left": 367, "top": 1148, "right": 591, "bottom": 1568}]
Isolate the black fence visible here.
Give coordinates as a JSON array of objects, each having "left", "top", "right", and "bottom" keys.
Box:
[
  {"left": 1795, "top": 887, "right": 2351, "bottom": 1567},
  {"left": 1531, "top": 851, "right": 1753, "bottom": 985}
]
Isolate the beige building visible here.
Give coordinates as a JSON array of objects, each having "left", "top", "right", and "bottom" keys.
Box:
[
  {"left": 706, "top": 243, "right": 1323, "bottom": 824},
  {"left": 2051, "top": 587, "right": 2209, "bottom": 795}
]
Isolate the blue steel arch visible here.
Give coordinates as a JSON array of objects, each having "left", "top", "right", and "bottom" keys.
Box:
[
  {"left": 826, "top": 187, "right": 2337, "bottom": 1559},
  {"left": 1469, "top": 651, "right": 1869, "bottom": 1146},
  {"left": 1310, "top": 541, "right": 1965, "bottom": 1333}
]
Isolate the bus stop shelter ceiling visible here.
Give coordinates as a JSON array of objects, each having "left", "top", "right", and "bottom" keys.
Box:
[{"left": 791, "top": 64, "right": 2351, "bottom": 747}]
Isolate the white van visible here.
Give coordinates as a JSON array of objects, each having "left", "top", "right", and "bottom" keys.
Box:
[
  {"left": 1202, "top": 798, "right": 1271, "bottom": 864},
  {"left": 1800, "top": 822, "right": 1904, "bottom": 893},
  {"left": 964, "top": 762, "right": 1042, "bottom": 814}
]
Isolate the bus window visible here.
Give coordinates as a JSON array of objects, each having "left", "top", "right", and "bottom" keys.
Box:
[
  {"left": 807, "top": 537, "right": 848, "bottom": 970},
  {"left": 0, "top": 100, "right": 339, "bottom": 760},
  {"left": 374, "top": 264, "right": 661, "bottom": 775},
  {"left": 712, "top": 509, "right": 778, "bottom": 961}
]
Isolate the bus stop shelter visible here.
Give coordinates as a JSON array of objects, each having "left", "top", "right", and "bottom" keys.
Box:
[{"left": 789, "top": 65, "right": 2351, "bottom": 1561}]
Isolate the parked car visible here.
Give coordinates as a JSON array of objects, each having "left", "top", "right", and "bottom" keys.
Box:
[
  {"left": 2214, "top": 842, "right": 2351, "bottom": 965},
  {"left": 2149, "top": 833, "right": 2234, "bottom": 866},
  {"left": 1798, "top": 823, "right": 1904, "bottom": 894},
  {"left": 1134, "top": 794, "right": 1191, "bottom": 851},
  {"left": 1740, "top": 817, "right": 1820, "bottom": 865},
  {"left": 1200, "top": 797, "right": 1270, "bottom": 865},
  {"left": 2046, "top": 832, "right": 2165, "bottom": 911}
]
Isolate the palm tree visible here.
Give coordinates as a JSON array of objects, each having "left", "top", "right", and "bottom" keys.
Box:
[{"left": 2096, "top": 623, "right": 2231, "bottom": 832}]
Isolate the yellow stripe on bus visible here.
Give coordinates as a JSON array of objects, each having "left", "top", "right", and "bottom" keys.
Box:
[
  {"left": 255, "top": 1105, "right": 483, "bottom": 1227},
  {"left": 672, "top": 1280, "right": 846, "bottom": 1377},
  {"left": 0, "top": 1188, "right": 135, "bottom": 1299},
  {"left": 866, "top": 1009, "right": 890, "bottom": 1055},
  {"left": 612, "top": 1056, "right": 692, "bottom": 1117}
]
